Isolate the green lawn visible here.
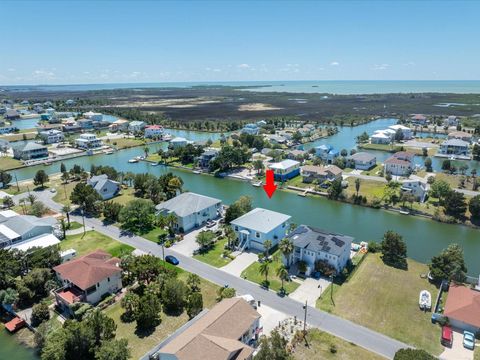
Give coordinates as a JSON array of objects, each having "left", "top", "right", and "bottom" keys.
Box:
[
  {"left": 104, "top": 272, "right": 219, "bottom": 360},
  {"left": 294, "top": 328, "right": 384, "bottom": 360},
  {"left": 344, "top": 177, "right": 385, "bottom": 200},
  {"left": 193, "top": 237, "right": 232, "bottom": 268},
  {"left": 241, "top": 250, "right": 300, "bottom": 294},
  {"left": 67, "top": 221, "right": 83, "bottom": 230},
  {"left": 52, "top": 180, "right": 79, "bottom": 206},
  {"left": 285, "top": 175, "right": 309, "bottom": 189},
  {"left": 0, "top": 156, "right": 23, "bottom": 170},
  {"left": 60, "top": 230, "right": 134, "bottom": 257},
  {"left": 317, "top": 253, "right": 443, "bottom": 356},
  {"left": 362, "top": 164, "right": 384, "bottom": 176},
  {"left": 142, "top": 227, "right": 169, "bottom": 243},
  {"left": 110, "top": 137, "right": 146, "bottom": 149},
  {"left": 475, "top": 345, "right": 480, "bottom": 360}
]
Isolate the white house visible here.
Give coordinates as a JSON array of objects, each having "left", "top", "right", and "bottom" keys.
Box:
[
  {"left": 401, "top": 179, "right": 428, "bottom": 202},
  {"left": 144, "top": 125, "right": 164, "bottom": 138},
  {"left": 39, "top": 129, "right": 65, "bottom": 144},
  {"left": 75, "top": 133, "right": 102, "bottom": 149},
  {"left": 170, "top": 137, "right": 189, "bottom": 148},
  {"left": 444, "top": 116, "right": 459, "bottom": 127},
  {"left": 370, "top": 131, "right": 391, "bottom": 144},
  {"left": 384, "top": 152, "right": 415, "bottom": 176},
  {"left": 284, "top": 225, "right": 353, "bottom": 275},
  {"left": 347, "top": 152, "right": 376, "bottom": 170},
  {"left": 83, "top": 111, "right": 103, "bottom": 121},
  {"left": 155, "top": 192, "right": 222, "bottom": 232},
  {"left": 87, "top": 174, "right": 120, "bottom": 200},
  {"left": 388, "top": 124, "right": 413, "bottom": 140},
  {"left": 241, "top": 123, "right": 260, "bottom": 135},
  {"left": 108, "top": 119, "right": 130, "bottom": 132},
  {"left": 268, "top": 159, "right": 300, "bottom": 181},
  {"left": 439, "top": 139, "right": 470, "bottom": 156},
  {"left": 13, "top": 142, "right": 49, "bottom": 160},
  {"left": 231, "top": 208, "right": 291, "bottom": 252},
  {"left": 53, "top": 250, "right": 122, "bottom": 314},
  {"left": 128, "top": 121, "right": 146, "bottom": 133}
]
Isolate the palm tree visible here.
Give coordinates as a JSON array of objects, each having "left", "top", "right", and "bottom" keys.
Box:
[
  {"left": 263, "top": 239, "right": 273, "bottom": 258},
  {"left": 144, "top": 146, "right": 150, "bottom": 158},
  {"left": 355, "top": 178, "right": 361, "bottom": 197},
  {"left": 223, "top": 225, "right": 236, "bottom": 249},
  {"left": 253, "top": 159, "right": 264, "bottom": 175},
  {"left": 18, "top": 198, "right": 27, "bottom": 215},
  {"left": 276, "top": 265, "right": 289, "bottom": 293},
  {"left": 62, "top": 204, "right": 72, "bottom": 227},
  {"left": 124, "top": 172, "right": 135, "bottom": 187},
  {"left": 27, "top": 193, "right": 36, "bottom": 206},
  {"left": 259, "top": 261, "right": 270, "bottom": 285},
  {"left": 279, "top": 238, "right": 294, "bottom": 268},
  {"left": 165, "top": 213, "right": 177, "bottom": 236}
]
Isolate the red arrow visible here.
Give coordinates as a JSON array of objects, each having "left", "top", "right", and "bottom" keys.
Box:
[{"left": 263, "top": 169, "right": 277, "bottom": 198}]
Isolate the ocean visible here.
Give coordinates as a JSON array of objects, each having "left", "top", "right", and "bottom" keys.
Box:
[{"left": 2, "top": 80, "right": 480, "bottom": 94}]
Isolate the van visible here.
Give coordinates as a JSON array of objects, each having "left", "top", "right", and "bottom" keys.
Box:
[{"left": 441, "top": 326, "right": 453, "bottom": 347}]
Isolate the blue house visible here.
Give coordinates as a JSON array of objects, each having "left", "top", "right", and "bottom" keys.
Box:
[
  {"left": 315, "top": 144, "right": 339, "bottom": 164},
  {"left": 268, "top": 159, "right": 300, "bottom": 181}
]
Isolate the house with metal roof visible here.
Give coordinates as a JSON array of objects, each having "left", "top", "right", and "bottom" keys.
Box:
[
  {"left": 155, "top": 298, "right": 260, "bottom": 360},
  {"left": 241, "top": 123, "right": 260, "bottom": 135},
  {"left": 155, "top": 192, "right": 222, "bottom": 232},
  {"left": 12, "top": 142, "right": 49, "bottom": 160},
  {"left": 87, "top": 174, "right": 120, "bottom": 200},
  {"left": 285, "top": 225, "right": 353, "bottom": 274},
  {"left": 267, "top": 159, "right": 300, "bottom": 181},
  {"left": 439, "top": 138, "right": 470, "bottom": 156},
  {"left": 347, "top": 152, "right": 376, "bottom": 170},
  {"left": 231, "top": 208, "right": 291, "bottom": 252},
  {"left": 128, "top": 120, "right": 146, "bottom": 133}
]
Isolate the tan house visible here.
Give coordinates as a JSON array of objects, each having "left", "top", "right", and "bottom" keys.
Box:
[
  {"left": 447, "top": 131, "right": 473, "bottom": 143},
  {"left": 156, "top": 298, "right": 261, "bottom": 360},
  {"left": 301, "top": 164, "right": 342, "bottom": 183}
]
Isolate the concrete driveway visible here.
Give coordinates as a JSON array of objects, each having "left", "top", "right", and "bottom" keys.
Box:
[
  {"left": 171, "top": 224, "right": 219, "bottom": 257},
  {"left": 256, "top": 304, "right": 289, "bottom": 336},
  {"left": 221, "top": 252, "right": 258, "bottom": 277},
  {"left": 439, "top": 330, "right": 475, "bottom": 360},
  {"left": 289, "top": 277, "right": 330, "bottom": 305}
]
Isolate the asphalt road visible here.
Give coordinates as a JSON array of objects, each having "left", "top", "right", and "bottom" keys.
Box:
[{"left": 18, "top": 190, "right": 408, "bottom": 359}]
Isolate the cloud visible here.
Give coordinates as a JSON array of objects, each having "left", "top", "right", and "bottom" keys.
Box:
[
  {"left": 237, "top": 63, "right": 250, "bottom": 69},
  {"left": 372, "top": 63, "right": 391, "bottom": 71},
  {"left": 403, "top": 61, "right": 416, "bottom": 67},
  {"left": 7, "top": 68, "right": 15, "bottom": 72},
  {"left": 32, "top": 69, "right": 56, "bottom": 79},
  {"left": 330, "top": 61, "right": 340, "bottom": 66}
]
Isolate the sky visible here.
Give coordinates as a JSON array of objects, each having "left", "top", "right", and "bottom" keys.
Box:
[{"left": 0, "top": 0, "right": 479, "bottom": 85}]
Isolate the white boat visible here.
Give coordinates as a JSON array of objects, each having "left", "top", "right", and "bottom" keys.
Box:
[
  {"left": 419, "top": 290, "right": 431, "bottom": 310},
  {"left": 162, "top": 134, "right": 173, "bottom": 141},
  {"left": 251, "top": 181, "right": 262, "bottom": 187},
  {"left": 128, "top": 158, "right": 139, "bottom": 163},
  {"left": 193, "top": 170, "right": 201, "bottom": 174},
  {"left": 151, "top": 162, "right": 160, "bottom": 166}
]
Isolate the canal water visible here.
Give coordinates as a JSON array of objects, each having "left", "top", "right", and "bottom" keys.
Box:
[{"left": 0, "top": 326, "right": 38, "bottom": 360}]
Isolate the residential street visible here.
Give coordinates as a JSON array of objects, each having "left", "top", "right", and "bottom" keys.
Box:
[{"left": 18, "top": 190, "right": 409, "bottom": 359}]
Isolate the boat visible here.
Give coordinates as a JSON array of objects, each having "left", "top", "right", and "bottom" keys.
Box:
[
  {"left": 104, "top": 149, "right": 115, "bottom": 155},
  {"left": 419, "top": 290, "right": 432, "bottom": 310},
  {"left": 251, "top": 181, "right": 262, "bottom": 187},
  {"left": 162, "top": 134, "right": 173, "bottom": 141},
  {"left": 193, "top": 170, "right": 201, "bottom": 174},
  {"left": 399, "top": 210, "right": 410, "bottom": 215},
  {"left": 128, "top": 158, "right": 139, "bottom": 163},
  {"left": 151, "top": 162, "right": 160, "bottom": 166}
]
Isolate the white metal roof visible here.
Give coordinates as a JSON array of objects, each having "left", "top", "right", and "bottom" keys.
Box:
[{"left": 10, "top": 233, "right": 60, "bottom": 252}]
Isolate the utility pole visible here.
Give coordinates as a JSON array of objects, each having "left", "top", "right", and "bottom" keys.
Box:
[
  {"left": 14, "top": 172, "right": 20, "bottom": 192},
  {"left": 303, "top": 300, "right": 307, "bottom": 334}
]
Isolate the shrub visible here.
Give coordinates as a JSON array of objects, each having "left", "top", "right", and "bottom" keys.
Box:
[
  {"left": 31, "top": 302, "right": 50, "bottom": 327},
  {"left": 393, "top": 348, "right": 436, "bottom": 360},
  {"left": 367, "top": 241, "right": 381, "bottom": 253},
  {"left": 329, "top": 344, "right": 337, "bottom": 354}
]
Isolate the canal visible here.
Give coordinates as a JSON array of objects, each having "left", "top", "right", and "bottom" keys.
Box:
[{"left": 0, "top": 325, "right": 38, "bottom": 360}]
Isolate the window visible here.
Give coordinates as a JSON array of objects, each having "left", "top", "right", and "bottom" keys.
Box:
[
  {"left": 256, "top": 232, "right": 260, "bottom": 238},
  {"left": 107, "top": 277, "right": 110, "bottom": 282},
  {"left": 235, "top": 226, "right": 238, "bottom": 231}
]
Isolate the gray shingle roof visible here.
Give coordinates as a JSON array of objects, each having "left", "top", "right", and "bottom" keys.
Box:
[
  {"left": 287, "top": 225, "right": 353, "bottom": 256},
  {"left": 155, "top": 192, "right": 221, "bottom": 217},
  {"left": 349, "top": 152, "right": 376, "bottom": 162},
  {"left": 230, "top": 208, "right": 291, "bottom": 234}
]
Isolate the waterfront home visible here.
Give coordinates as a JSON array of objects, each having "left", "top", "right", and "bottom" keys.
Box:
[
  {"left": 384, "top": 151, "right": 415, "bottom": 176},
  {"left": 156, "top": 298, "right": 261, "bottom": 360},
  {"left": 301, "top": 164, "right": 342, "bottom": 183},
  {"left": 13, "top": 142, "right": 49, "bottom": 160},
  {"left": 439, "top": 139, "right": 470, "bottom": 156},
  {"left": 144, "top": 124, "right": 164, "bottom": 138},
  {"left": 276, "top": 130, "right": 294, "bottom": 141},
  {"left": 411, "top": 114, "right": 428, "bottom": 125},
  {"left": 20, "top": 100, "right": 30, "bottom": 106},
  {"left": 0, "top": 106, "right": 7, "bottom": 115},
  {"left": 284, "top": 225, "right": 353, "bottom": 274},
  {"left": 39, "top": 129, "right": 65, "bottom": 144},
  {"left": 286, "top": 149, "right": 308, "bottom": 161},
  {"left": 83, "top": 111, "right": 103, "bottom": 121},
  {"left": 198, "top": 148, "right": 219, "bottom": 168},
  {"left": 65, "top": 99, "right": 76, "bottom": 106},
  {"left": 447, "top": 131, "right": 473, "bottom": 143},
  {"left": 401, "top": 179, "right": 428, "bottom": 202},
  {"left": 347, "top": 152, "right": 376, "bottom": 170},
  {"left": 388, "top": 124, "right": 412, "bottom": 140},
  {"left": 75, "top": 133, "right": 102, "bottom": 149},
  {"left": 315, "top": 144, "right": 339, "bottom": 164},
  {"left": 155, "top": 192, "right": 222, "bottom": 233},
  {"left": 108, "top": 119, "right": 130, "bottom": 132},
  {"left": 170, "top": 137, "right": 190, "bottom": 148},
  {"left": 33, "top": 104, "right": 44, "bottom": 114},
  {"left": 77, "top": 119, "right": 94, "bottom": 129},
  {"left": 265, "top": 134, "right": 287, "bottom": 145},
  {"left": 53, "top": 250, "right": 122, "bottom": 314},
  {"left": 268, "top": 159, "right": 300, "bottom": 181},
  {"left": 231, "top": 208, "right": 290, "bottom": 252},
  {"left": 370, "top": 131, "right": 391, "bottom": 144},
  {"left": 242, "top": 123, "right": 260, "bottom": 135},
  {"left": 128, "top": 120, "right": 146, "bottom": 133},
  {"left": 4, "top": 109, "right": 20, "bottom": 120},
  {"left": 257, "top": 119, "right": 267, "bottom": 127},
  {"left": 0, "top": 122, "right": 17, "bottom": 134},
  {"left": 0, "top": 210, "right": 58, "bottom": 249},
  {"left": 444, "top": 115, "right": 459, "bottom": 127},
  {"left": 443, "top": 283, "right": 480, "bottom": 334},
  {"left": 87, "top": 174, "right": 120, "bottom": 200}
]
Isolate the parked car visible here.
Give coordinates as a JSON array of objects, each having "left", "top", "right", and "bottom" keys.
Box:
[
  {"left": 165, "top": 255, "right": 179, "bottom": 265},
  {"left": 441, "top": 326, "right": 453, "bottom": 347},
  {"left": 206, "top": 220, "right": 216, "bottom": 228},
  {"left": 463, "top": 331, "right": 475, "bottom": 350}
]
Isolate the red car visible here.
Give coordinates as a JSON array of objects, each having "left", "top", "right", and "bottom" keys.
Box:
[{"left": 441, "top": 326, "right": 453, "bottom": 347}]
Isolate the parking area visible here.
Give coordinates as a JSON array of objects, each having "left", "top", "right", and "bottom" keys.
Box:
[
  {"left": 170, "top": 222, "right": 220, "bottom": 257},
  {"left": 439, "top": 330, "right": 475, "bottom": 360},
  {"left": 289, "top": 277, "right": 330, "bottom": 305},
  {"left": 221, "top": 252, "right": 258, "bottom": 277}
]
